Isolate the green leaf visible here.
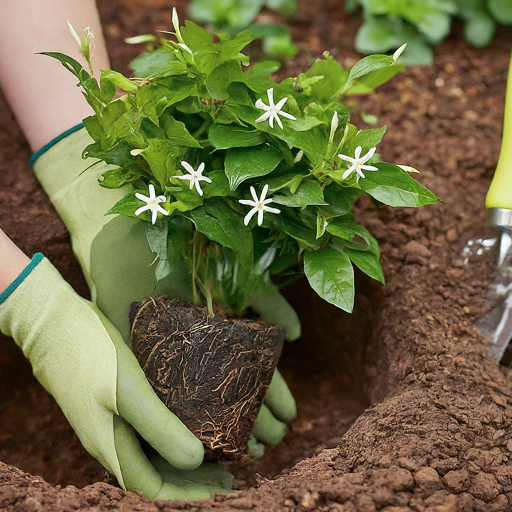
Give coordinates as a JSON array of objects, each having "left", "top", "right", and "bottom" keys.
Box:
[
  {"left": 266, "top": 172, "right": 307, "bottom": 194},
  {"left": 129, "top": 49, "right": 175, "bottom": 78},
  {"left": 225, "top": 145, "right": 283, "bottom": 190},
  {"left": 463, "top": 13, "right": 495, "bottom": 47},
  {"left": 146, "top": 220, "right": 169, "bottom": 260},
  {"left": 202, "top": 171, "right": 233, "bottom": 198},
  {"left": 217, "top": 30, "right": 255, "bottom": 63},
  {"left": 274, "top": 214, "right": 322, "bottom": 250},
  {"left": 86, "top": 140, "right": 146, "bottom": 174},
  {"left": 189, "top": 200, "right": 253, "bottom": 269},
  {"left": 487, "top": 0, "right": 512, "bottom": 25},
  {"left": 319, "top": 186, "right": 358, "bottom": 218},
  {"left": 346, "top": 54, "right": 395, "bottom": 87},
  {"left": 344, "top": 245, "right": 385, "bottom": 284},
  {"left": 262, "top": 33, "right": 298, "bottom": 60},
  {"left": 359, "top": 163, "right": 441, "bottom": 207},
  {"left": 209, "top": 124, "right": 265, "bottom": 149},
  {"left": 304, "top": 247, "right": 355, "bottom": 312},
  {"left": 272, "top": 180, "right": 326, "bottom": 207},
  {"left": 162, "top": 116, "right": 202, "bottom": 148},
  {"left": 304, "top": 55, "right": 349, "bottom": 102},
  {"left": 100, "top": 69, "right": 138, "bottom": 92},
  {"left": 98, "top": 168, "right": 134, "bottom": 189},
  {"left": 245, "top": 60, "right": 281, "bottom": 92},
  {"left": 205, "top": 60, "right": 245, "bottom": 100},
  {"left": 39, "top": 51, "right": 84, "bottom": 78},
  {"left": 142, "top": 139, "right": 181, "bottom": 188}
]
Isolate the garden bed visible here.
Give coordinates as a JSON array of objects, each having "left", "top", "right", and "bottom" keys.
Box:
[{"left": 1, "top": 0, "right": 512, "bottom": 510}]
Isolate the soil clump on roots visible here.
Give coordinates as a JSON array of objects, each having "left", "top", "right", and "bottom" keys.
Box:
[
  {"left": 1, "top": 0, "right": 512, "bottom": 510},
  {"left": 130, "top": 297, "right": 285, "bottom": 460}
]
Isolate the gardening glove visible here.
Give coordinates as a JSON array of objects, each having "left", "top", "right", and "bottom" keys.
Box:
[
  {"left": 32, "top": 126, "right": 301, "bottom": 343},
  {"left": 0, "top": 254, "right": 232, "bottom": 500},
  {"left": 33, "top": 126, "right": 297, "bottom": 451}
]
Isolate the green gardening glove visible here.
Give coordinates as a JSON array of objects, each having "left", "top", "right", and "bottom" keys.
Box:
[
  {"left": 0, "top": 254, "right": 232, "bottom": 499},
  {"left": 32, "top": 126, "right": 297, "bottom": 456}
]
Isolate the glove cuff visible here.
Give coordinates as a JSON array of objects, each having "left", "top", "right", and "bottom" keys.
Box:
[
  {"left": 0, "top": 253, "right": 44, "bottom": 306},
  {"left": 29, "top": 123, "right": 84, "bottom": 168}
]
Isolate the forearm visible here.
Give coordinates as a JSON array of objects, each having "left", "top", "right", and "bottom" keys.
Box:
[
  {"left": 0, "top": 229, "right": 30, "bottom": 294},
  {"left": 0, "top": 0, "right": 110, "bottom": 151}
]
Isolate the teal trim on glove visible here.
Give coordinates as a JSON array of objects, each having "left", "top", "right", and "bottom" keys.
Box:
[
  {"left": 29, "top": 123, "right": 84, "bottom": 167},
  {"left": 0, "top": 253, "right": 44, "bottom": 305}
]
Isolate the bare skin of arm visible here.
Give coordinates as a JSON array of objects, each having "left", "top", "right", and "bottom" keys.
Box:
[{"left": 0, "top": 0, "right": 110, "bottom": 291}]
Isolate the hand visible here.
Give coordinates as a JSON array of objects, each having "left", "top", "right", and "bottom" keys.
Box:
[
  {"left": 0, "top": 255, "right": 231, "bottom": 499},
  {"left": 33, "top": 127, "right": 297, "bottom": 475}
]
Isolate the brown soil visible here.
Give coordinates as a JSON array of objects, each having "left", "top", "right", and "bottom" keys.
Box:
[
  {"left": 130, "top": 297, "right": 285, "bottom": 460},
  {"left": 1, "top": 1, "right": 512, "bottom": 511}
]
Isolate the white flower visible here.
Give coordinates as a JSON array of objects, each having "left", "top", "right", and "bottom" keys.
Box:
[
  {"left": 172, "top": 8, "right": 193, "bottom": 54},
  {"left": 338, "top": 146, "right": 378, "bottom": 182},
  {"left": 67, "top": 21, "right": 82, "bottom": 47},
  {"left": 255, "top": 88, "right": 296, "bottom": 129},
  {"left": 67, "top": 21, "right": 95, "bottom": 54},
  {"left": 329, "top": 112, "right": 339, "bottom": 144},
  {"left": 239, "top": 184, "right": 281, "bottom": 226},
  {"left": 172, "top": 161, "right": 212, "bottom": 196},
  {"left": 135, "top": 184, "right": 169, "bottom": 225},
  {"left": 393, "top": 43, "right": 407, "bottom": 62}
]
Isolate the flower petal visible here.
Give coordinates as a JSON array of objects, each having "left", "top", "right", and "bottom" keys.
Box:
[
  {"left": 135, "top": 205, "right": 151, "bottom": 216},
  {"left": 181, "top": 161, "right": 195, "bottom": 175},
  {"left": 148, "top": 184, "right": 156, "bottom": 198},
  {"left": 261, "top": 184, "right": 269, "bottom": 201},
  {"left": 361, "top": 147, "right": 376, "bottom": 163},
  {"left": 275, "top": 115, "right": 284, "bottom": 130},
  {"left": 263, "top": 206, "right": 281, "bottom": 215},
  {"left": 267, "top": 88, "right": 274, "bottom": 106},
  {"left": 135, "top": 192, "right": 149, "bottom": 202},
  {"left": 342, "top": 167, "right": 355, "bottom": 180},
  {"left": 249, "top": 186, "right": 259, "bottom": 203},
  {"left": 275, "top": 97, "right": 288, "bottom": 110},
  {"left": 255, "top": 111, "right": 271, "bottom": 124},
  {"left": 338, "top": 154, "right": 356, "bottom": 164},
  {"left": 354, "top": 146, "right": 362, "bottom": 159},
  {"left": 244, "top": 207, "right": 258, "bottom": 226},
  {"left": 239, "top": 199, "right": 256, "bottom": 206},
  {"left": 279, "top": 111, "right": 296, "bottom": 121},
  {"left": 255, "top": 98, "right": 269, "bottom": 111},
  {"left": 257, "top": 208, "right": 265, "bottom": 226}
]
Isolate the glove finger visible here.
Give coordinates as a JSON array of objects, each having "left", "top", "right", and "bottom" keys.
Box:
[
  {"left": 264, "top": 368, "right": 297, "bottom": 422},
  {"left": 112, "top": 330, "right": 204, "bottom": 471},
  {"left": 151, "top": 456, "right": 233, "bottom": 489},
  {"left": 252, "top": 403, "right": 288, "bottom": 446},
  {"left": 112, "top": 415, "right": 163, "bottom": 499},
  {"left": 247, "top": 435, "right": 265, "bottom": 460},
  {"left": 249, "top": 286, "right": 301, "bottom": 341}
]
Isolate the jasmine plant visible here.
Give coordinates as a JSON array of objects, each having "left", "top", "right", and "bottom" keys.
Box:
[{"left": 45, "top": 15, "right": 439, "bottom": 318}]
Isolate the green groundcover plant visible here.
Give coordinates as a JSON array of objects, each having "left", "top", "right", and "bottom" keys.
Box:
[
  {"left": 186, "top": 0, "right": 298, "bottom": 60},
  {"left": 347, "top": 0, "right": 512, "bottom": 66},
  {"left": 46, "top": 13, "right": 439, "bottom": 319}
]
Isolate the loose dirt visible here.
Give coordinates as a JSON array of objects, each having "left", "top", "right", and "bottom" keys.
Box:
[{"left": 1, "top": 1, "right": 512, "bottom": 511}]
